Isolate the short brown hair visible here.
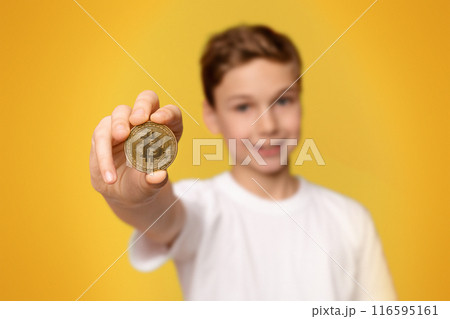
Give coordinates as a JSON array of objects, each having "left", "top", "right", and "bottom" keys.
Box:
[{"left": 200, "top": 24, "right": 302, "bottom": 107}]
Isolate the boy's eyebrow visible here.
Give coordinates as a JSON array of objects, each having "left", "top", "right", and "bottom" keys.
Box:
[{"left": 227, "top": 85, "right": 299, "bottom": 102}]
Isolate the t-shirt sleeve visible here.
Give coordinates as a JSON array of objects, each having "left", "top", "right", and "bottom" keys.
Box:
[
  {"left": 352, "top": 203, "right": 397, "bottom": 301},
  {"left": 127, "top": 179, "right": 202, "bottom": 273}
]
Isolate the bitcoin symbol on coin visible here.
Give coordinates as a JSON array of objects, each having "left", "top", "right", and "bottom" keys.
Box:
[{"left": 124, "top": 121, "right": 178, "bottom": 173}]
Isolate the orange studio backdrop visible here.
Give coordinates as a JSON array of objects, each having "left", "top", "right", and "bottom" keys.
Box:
[{"left": 0, "top": 0, "right": 448, "bottom": 300}]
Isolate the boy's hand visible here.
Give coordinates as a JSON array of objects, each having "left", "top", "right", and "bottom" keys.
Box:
[{"left": 89, "top": 90, "right": 183, "bottom": 207}]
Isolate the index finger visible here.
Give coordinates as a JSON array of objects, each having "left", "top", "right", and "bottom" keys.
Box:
[
  {"left": 129, "top": 90, "right": 160, "bottom": 126},
  {"left": 150, "top": 104, "right": 183, "bottom": 142}
]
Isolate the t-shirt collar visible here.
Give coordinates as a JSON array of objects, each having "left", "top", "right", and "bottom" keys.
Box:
[{"left": 215, "top": 170, "right": 311, "bottom": 212}]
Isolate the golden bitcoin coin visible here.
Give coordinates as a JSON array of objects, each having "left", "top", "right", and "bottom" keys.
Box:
[{"left": 124, "top": 121, "right": 178, "bottom": 173}]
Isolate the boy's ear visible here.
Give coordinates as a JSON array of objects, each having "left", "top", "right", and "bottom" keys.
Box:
[{"left": 202, "top": 99, "right": 220, "bottom": 134}]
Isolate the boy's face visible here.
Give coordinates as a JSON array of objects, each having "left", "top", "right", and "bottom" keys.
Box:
[{"left": 204, "top": 58, "right": 301, "bottom": 174}]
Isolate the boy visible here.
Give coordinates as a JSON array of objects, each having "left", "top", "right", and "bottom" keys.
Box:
[{"left": 89, "top": 24, "right": 397, "bottom": 300}]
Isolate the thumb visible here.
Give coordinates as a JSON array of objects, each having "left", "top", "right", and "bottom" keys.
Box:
[{"left": 143, "top": 169, "right": 169, "bottom": 189}]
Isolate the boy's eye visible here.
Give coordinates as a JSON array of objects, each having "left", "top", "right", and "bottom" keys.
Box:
[
  {"left": 276, "top": 97, "right": 291, "bottom": 106},
  {"left": 235, "top": 104, "right": 249, "bottom": 112}
]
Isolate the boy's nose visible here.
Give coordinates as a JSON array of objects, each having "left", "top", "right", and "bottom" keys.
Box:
[{"left": 255, "top": 107, "right": 278, "bottom": 137}]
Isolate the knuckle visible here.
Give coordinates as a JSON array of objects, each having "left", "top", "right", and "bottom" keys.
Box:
[
  {"left": 162, "top": 105, "right": 182, "bottom": 123},
  {"left": 94, "top": 129, "right": 108, "bottom": 141},
  {"left": 166, "top": 104, "right": 181, "bottom": 116},
  {"left": 160, "top": 107, "right": 174, "bottom": 118},
  {"left": 133, "top": 99, "right": 148, "bottom": 110},
  {"left": 112, "top": 121, "right": 126, "bottom": 130},
  {"left": 111, "top": 114, "right": 127, "bottom": 126}
]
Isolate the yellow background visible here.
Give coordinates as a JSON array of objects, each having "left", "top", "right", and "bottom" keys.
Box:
[{"left": 0, "top": 0, "right": 448, "bottom": 300}]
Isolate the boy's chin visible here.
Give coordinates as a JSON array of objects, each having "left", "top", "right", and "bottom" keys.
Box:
[{"left": 248, "top": 161, "right": 288, "bottom": 175}]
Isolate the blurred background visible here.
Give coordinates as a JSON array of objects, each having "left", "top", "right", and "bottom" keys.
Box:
[{"left": 0, "top": 0, "right": 448, "bottom": 300}]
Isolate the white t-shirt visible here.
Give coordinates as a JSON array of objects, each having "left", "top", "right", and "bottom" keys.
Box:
[{"left": 127, "top": 171, "right": 397, "bottom": 300}]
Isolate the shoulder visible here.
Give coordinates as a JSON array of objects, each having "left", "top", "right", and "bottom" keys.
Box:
[{"left": 302, "top": 177, "right": 375, "bottom": 242}]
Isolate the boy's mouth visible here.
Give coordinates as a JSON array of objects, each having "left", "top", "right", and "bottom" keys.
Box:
[{"left": 258, "top": 145, "right": 281, "bottom": 157}]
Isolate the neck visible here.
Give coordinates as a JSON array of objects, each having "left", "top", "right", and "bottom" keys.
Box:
[{"left": 230, "top": 164, "right": 300, "bottom": 201}]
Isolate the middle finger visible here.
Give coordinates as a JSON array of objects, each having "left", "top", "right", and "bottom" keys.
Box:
[{"left": 129, "top": 90, "right": 160, "bottom": 126}]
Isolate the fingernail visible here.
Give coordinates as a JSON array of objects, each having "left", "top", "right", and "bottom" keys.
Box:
[
  {"left": 105, "top": 171, "right": 114, "bottom": 183},
  {"left": 116, "top": 124, "right": 126, "bottom": 132}
]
